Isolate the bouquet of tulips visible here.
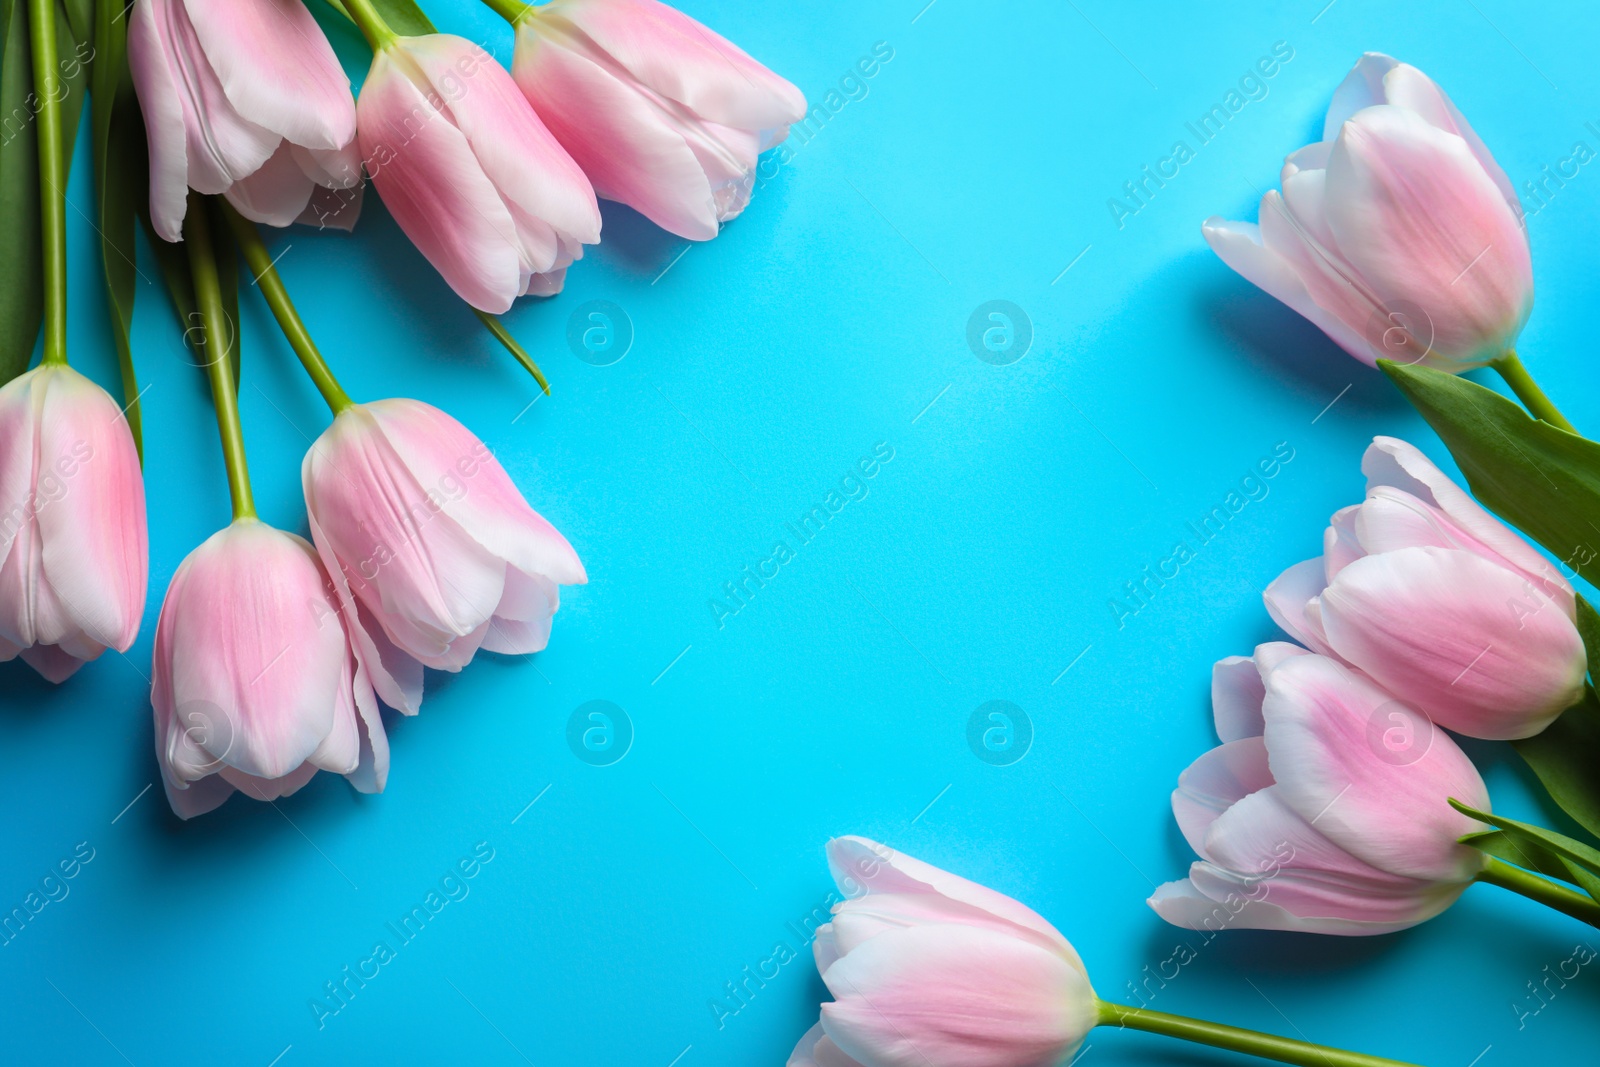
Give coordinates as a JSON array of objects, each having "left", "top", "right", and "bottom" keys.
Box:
[
  {"left": 781, "top": 54, "right": 1600, "bottom": 1067},
  {"left": 0, "top": 0, "right": 804, "bottom": 816}
]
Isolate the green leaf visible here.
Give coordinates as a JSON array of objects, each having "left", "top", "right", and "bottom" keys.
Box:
[
  {"left": 0, "top": 0, "right": 94, "bottom": 385},
  {"left": 475, "top": 309, "right": 549, "bottom": 395},
  {"left": 1461, "top": 828, "right": 1576, "bottom": 883},
  {"left": 367, "top": 0, "right": 436, "bottom": 34},
  {"left": 140, "top": 201, "right": 240, "bottom": 385},
  {"left": 1380, "top": 359, "right": 1600, "bottom": 588},
  {"left": 91, "top": 0, "right": 140, "bottom": 457},
  {"left": 1516, "top": 686, "right": 1600, "bottom": 845},
  {"left": 0, "top": 0, "right": 43, "bottom": 384},
  {"left": 1451, "top": 798, "right": 1600, "bottom": 879},
  {"left": 320, "top": 0, "right": 436, "bottom": 36}
]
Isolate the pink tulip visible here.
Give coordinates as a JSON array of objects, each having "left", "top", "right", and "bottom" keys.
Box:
[
  {"left": 1266, "top": 436, "right": 1584, "bottom": 740},
  {"left": 301, "top": 400, "right": 585, "bottom": 705},
  {"left": 0, "top": 366, "right": 147, "bottom": 683},
  {"left": 129, "top": 0, "right": 362, "bottom": 240},
  {"left": 153, "top": 520, "right": 387, "bottom": 819},
  {"left": 509, "top": 0, "right": 806, "bottom": 241},
  {"left": 356, "top": 33, "right": 601, "bottom": 311},
  {"left": 1203, "top": 53, "right": 1530, "bottom": 371},
  {"left": 789, "top": 836, "right": 1098, "bottom": 1067},
  {"left": 1149, "top": 644, "right": 1490, "bottom": 935}
]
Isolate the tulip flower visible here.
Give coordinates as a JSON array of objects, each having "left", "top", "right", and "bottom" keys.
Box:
[
  {"left": 152, "top": 520, "right": 388, "bottom": 819},
  {"left": 1265, "top": 436, "right": 1584, "bottom": 740},
  {"left": 500, "top": 0, "right": 806, "bottom": 241},
  {"left": 1203, "top": 53, "right": 1531, "bottom": 376},
  {"left": 795, "top": 836, "right": 1422, "bottom": 1067},
  {"left": 303, "top": 399, "right": 586, "bottom": 696},
  {"left": 0, "top": 366, "right": 147, "bottom": 682},
  {"left": 128, "top": 0, "right": 362, "bottom": 240},
  {"left": 343, "top": 1, "right": 601, "bottom": 311},
  {"left": 1150, "top": 644, "right": 1492, "bottom": 935}
]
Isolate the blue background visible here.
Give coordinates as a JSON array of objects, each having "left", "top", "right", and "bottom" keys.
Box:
[{"left": 4, "top": 0, "right": 1599, "bottom": 1063}]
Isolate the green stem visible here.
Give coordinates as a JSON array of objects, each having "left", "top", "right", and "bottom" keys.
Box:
[
  {"left": 1096, "top": 1001, "right": 1417, "bottom": 1067},
  {"left": 184, "top": 195, "right": 255, "bottom": 522},
  {"left": 30, "top": 0, "right": 67, "bottom": 366},
  {"left": 474, "top": 309, "right": 550, "bottom": 395},
  {"left": 218, "top": 201, "right": 354, "bottom": 416},
  {"left": 479, "top": 0, "right": 534, "bottom": 24},
  {"left": 1491, "top": 350, "right": 1576, "bottom": 433},
  {"left": 338, "top": 0, "right": 399, "bottom": 49},
  {"left": 1478, "top": 856, "right": 1600, "bottom": 928}
]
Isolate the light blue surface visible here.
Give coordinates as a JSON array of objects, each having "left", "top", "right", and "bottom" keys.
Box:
[{"left": 5, "top": 1, "right": 1599, "bottom": 1063}]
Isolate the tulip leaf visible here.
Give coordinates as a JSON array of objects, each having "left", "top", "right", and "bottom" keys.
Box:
[
  {"left": 321, "top": 0, "right": 436, "bottom": 36},
  {"left": 1512, "top": 600, "right": 1600, "bottom": 843},
  {"left": 141, "top": 201, "right": 241, "bottom": 385},
  {"left": 91, "top": 0, "right": 140, "bottom": 457},
  {"left": 1380, "top": 360, "right": 1600, "bottom": 589},
  {"left": 1450, "top": 799, "right": 1600, "bottom": 881},
  {"left": 0, "top": 0, "right": 91, "bottom": 386},
  {"left": 1462, "top": 829, "right": 1579, "bottom": 884}
]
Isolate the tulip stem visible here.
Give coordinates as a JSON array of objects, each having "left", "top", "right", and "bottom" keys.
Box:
[
  {"left": 1096, "top": 1001, "right": 1418, "bottom": 1067},
  {"left": 218, "top": 201, "right": 355, "bottom": 416},
  {"left": 184, "top": 195, "right": 256, "bottom": 522},
  {"left": 1491, "top": 351, "right": 1576, "bottom": 433},
  {"left": 479, "top": 0, "right": 533, "bottom": 24},
  {"left": 339, "top": 0, "right": 399, "bottom": 49},
  {"left": 1477, "top": 856, "right": 1600, "bottom": 928},
  {"left": 29, "top": 0, "right": 68, "bottom": 366}
]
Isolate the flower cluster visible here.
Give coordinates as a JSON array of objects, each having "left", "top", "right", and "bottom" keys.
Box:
[{"left": 129, "top": 0, "right": 806, "bottom": 310}]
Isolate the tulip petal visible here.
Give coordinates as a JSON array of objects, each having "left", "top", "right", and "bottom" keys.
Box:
[
  {"left": 1172, "top": 737, "right": 1273, "bottom": 858},
  {"left": 548, "top": 0, "right": 806, "bottom": 130},
  {"left": 1263, "top": 558, "right": 1333, "bottom": 654},
  {"left": 788, "top": 1022, "right": 868, "bottom": 1067},
  {"left": 1318, "top": 547, "right": 1585, "bottom": 739},
  {"left": 1201, "top": 211, "right": 1380, "bottom": 363},
  {"left": 1323, "top": 105, "right": 1531, "bottom": 367},
  {"left": 363, "top": 399, "right": 587, "bottom": 587},
  {"left": 479, "top": 568, "right": 558, "bottom": 655},
  {"left": 820, "top": 923, "right": 1095, "bottom": 1067},
  {"left": 401, "top": 35, "right": 600, "bottom": 264},
  {"left": 825, "top": 837, "right": 1081, "bottom": 971},
  {"left": 358, "top": 49, "right": 522, "bottom": 312},
  {"left": 128, "top": 0, "right": 191, "bottom": 241},
  {"left": 224, "top": 141, "right": 316, "bottom": 227},
  {"left": 1212, "top": 654, "right": 1264, "bottom": 741},
  {"left": 1362, "top": 436, "right": 1570, "bottom": 604},
  {"left": 183, "top": 0, "right": 355, "bottom": 151},
  {"left": 297, "top": 182, "right": 364, "bottom": 233},
  {"left": 514, "top": 27, "right": 720, "bottom": 240},
  {"left": 1262, "top": 653, "right": 1490, "bottom": 881}
]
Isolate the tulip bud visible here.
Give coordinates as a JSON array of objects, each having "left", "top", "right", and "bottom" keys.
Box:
[
  {"left": 153, "top": 521, "right": 387, "bottom": 819},
  {"left": 1150, "top": 645, "right": 1490, "bottom": 935},
  {"left": 0, "top": 366, "right": 147, "bottom": 682},
  {"left": 510, "top": 0, "right": 806, "bottom": 241},
  {"left": 356, "top": 33, "right": 602, "bottom": 311},
  {"left": 1265, "top": 436, "right": 1584, "bottom": 740},
  {"left": 129, "top": 0, "right": 362, "bottom": 239},
  {"left": 301, "top": 399, "right": 586, "bottom": 705},
  {"left": 789, "top": 836, "right": 1098, "bottom": 1067},
  {"left": 1203, "top": 52, "right": 1531, "bottom": 371}
]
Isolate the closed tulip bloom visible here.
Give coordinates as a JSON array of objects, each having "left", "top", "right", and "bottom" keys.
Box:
[
  {"left": 0, "top": 366, "right": 147, "bottom": 683},
  {"left": 357, "top": 33, "right": 601, "bottom": 310},
  {"left": 302, "top": 400, "right": 585, "bottom": 704},
  {"left": 789, "top": 836, "right": 1098, "bottom": 1067},
  {"left": 1204, "top": 53, "right": 1530, "bottom": 371},
  {"left": 129, "top": 0, "right": 362, "bottom": 240},
  {"left": 1266, "top": 436, "right": 1584, "bottom": 740},
  {"left": 153, "top": 521, "right": 388, "bottom": 819},
  {"left": 1150, "top": 644, "right": 1490, "bottom": 935},
  {"left": 509, "top": 0, "right": 805, "bottom": 241}
]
